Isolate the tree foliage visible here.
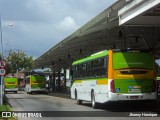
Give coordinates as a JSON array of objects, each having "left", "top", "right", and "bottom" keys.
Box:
[{"left": 5, "top": 50, "right": 34, "bottom": 74}]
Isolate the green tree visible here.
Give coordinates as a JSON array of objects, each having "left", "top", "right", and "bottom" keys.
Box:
[{"left": 5, "top": 50, "right": 34, "bottom": 74}]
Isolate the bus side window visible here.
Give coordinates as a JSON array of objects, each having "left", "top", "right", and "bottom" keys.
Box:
[
  {"left": 77, "top": 65, "right": 81, "bottom": 79},
  {"left": 86, "top": 62, "right": 91, "bottom": 78},
  {"left": 101, "top": 58, "right": 104, "bottom": 76},
  {"left": 82, "top": 63, "right": 86, "bottom": 78},
  {"left": 82, "top": 63, "right": 86, "bottom": 70},
  {"left": 72, "top": 66, "right": 76, "bottom": 80},
  {"left": 91, "top": 61, "right": 94, "bottom": 77},
  {"left": 104, "top": 57, "right": 107, "bottom": 67},
  {"left": 74, "top": 66, "right": 76, "bottom": 79},
  {"left": 79, "top": 64, "right": 83, "bottom": 79},
  {"left": 93, "top": 60, "right": 98, "bottom": 77},
  {"left": 98, "top": 58, "right": 102, "bottom": 67},
  {"left": 96, "top": 58, "right": 102, "bottom": 77},
  {"left": 91, "top": 61, "right": 93, "bottom": 69},
  {"left": 76, "top": 65, "right": 79, "bottom": 79},
  {"left": 104, "top": 56, "right": 108, "bottom": 77}
]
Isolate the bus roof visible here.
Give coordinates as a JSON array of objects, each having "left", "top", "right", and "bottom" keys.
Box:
[
  {"left": 25, "top": 75, "right": 45, "bottom": 78},
  {"left": 72, "top": 49, "right": 153, "bottom": 66},
  {"left": 72, "top": 50, "right": 108, "bottom": 65}
]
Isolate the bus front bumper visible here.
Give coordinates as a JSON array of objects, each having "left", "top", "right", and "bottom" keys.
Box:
[
  {"left": 5, "top": 88, "right": 18, "bottom": 92},
  {"left": 30, "top": 88, "right": 46, "bottom": 92}
]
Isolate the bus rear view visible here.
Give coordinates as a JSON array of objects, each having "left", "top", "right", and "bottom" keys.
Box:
[
  {"left": 109, "top": 49, "right": 157, "bottom": 101},
  {"left": 25, "top": 75, "right": 46, "bottom": 94}
]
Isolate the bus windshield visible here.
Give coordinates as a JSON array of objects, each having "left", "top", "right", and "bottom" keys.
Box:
[
  {"left": 31, "top": 76, "right": 45, "bottom": 84},
  {"left": 113, "top": 51, "right": 154, "bottom": 70}
]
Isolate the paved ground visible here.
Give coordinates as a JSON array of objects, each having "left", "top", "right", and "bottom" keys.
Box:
[{"left": 4, "top": 91, "right": 160, "bottom": 120}]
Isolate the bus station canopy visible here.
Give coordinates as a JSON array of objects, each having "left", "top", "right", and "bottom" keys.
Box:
[{"left": 34, "top": 0, "right": 160, "bottom": 70}]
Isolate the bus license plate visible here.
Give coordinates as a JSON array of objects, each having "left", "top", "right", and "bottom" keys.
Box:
[{"left": 130, "top": 96, "right": 138, "bottom": 99}]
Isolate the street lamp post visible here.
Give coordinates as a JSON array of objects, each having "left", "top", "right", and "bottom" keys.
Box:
[
  {"left": 0, "top": 12, "right": 3, "bottom": 60},
  {"left": 0, "top": 9, "right": 4, "bottom": 106}
]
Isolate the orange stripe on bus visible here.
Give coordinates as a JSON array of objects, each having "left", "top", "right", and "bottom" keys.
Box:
[
  {"left": 74, "top": 80, "right": 82, "bottom": 83},
  {"left": 96, "top": 80, "right": 108, "bottom": 85},
  {"left": 108, "top": 50, "right": 113, "bottom": 79}
]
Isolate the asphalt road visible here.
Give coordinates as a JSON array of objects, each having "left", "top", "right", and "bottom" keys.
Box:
[{"left": 5, "top": 91, "right": 160, "bottom": 120}]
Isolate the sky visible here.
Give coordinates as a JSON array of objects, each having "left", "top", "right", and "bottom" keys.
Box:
[{"left": 0, "top": 0, "right": 117, "bottom": 59}]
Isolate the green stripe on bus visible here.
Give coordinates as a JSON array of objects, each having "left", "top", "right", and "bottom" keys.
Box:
[{"left": 72, "top": 50, "right": 108, "bottom": 65}]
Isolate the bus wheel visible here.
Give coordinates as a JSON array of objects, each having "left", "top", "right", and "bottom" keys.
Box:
[
  {"left": 91, "top": 91, "right": 98, "bottom": 109},
  {"left": 75, "top": 90, "right": 82, "bottom": 105}
]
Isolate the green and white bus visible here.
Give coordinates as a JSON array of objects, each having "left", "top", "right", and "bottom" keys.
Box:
[
  {"left": 25, "top": 75, "right": 46, "bottom": 94},
  {"left": 4, "top": 77, "right": 18, "bottom": 93},
  {"left": 71, "top": 49, "right": 157, "bottom": 108}
]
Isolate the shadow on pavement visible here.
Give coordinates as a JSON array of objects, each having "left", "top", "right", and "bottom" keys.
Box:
[
  {"left": 47, "top": 92, "right": 71, "bottom": 99},
  {"left": 80, "top": 96, "right": 160, "bottom": 114}
]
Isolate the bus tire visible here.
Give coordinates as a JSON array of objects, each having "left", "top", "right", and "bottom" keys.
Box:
[
  {"left": 75, "top": 90, "right": 82, "bottom": 105},
  {"left": 91, "top": 91, "right": 98, "bottom": 109},
  {"left": 77, "top": 99, "right": 82, "bottom": 105}
]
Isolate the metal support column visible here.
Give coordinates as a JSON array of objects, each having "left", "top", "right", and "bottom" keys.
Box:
[
  {"left": 52, "top": 66, "right": 56, "bottom": 92},
  {"left": 64, "top": 69, "right": 66, "bottom": 90},
  {"left": 57, "top": 71, "right": 61, "bottom": 91}
]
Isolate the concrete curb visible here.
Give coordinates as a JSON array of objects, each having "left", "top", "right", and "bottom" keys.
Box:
[{"left": 4, "top": 95, "right": 13, "bottom": 108}]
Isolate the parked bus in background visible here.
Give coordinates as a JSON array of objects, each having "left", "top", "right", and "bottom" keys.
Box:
[
  {"left": 71, "top": 49, "right": 157, "bottom": 108},
  {"left": 25, "top": 75, "right": 46, "bottom": 94},
  {"left": 156, "top": 62, "right": 160, "bottom": 95},
  {"left": 157, "top": 77, "right": 160, "bottom": 95},
  {"left": 4, "top": 77, "right": 18, "bottom": 94}
]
